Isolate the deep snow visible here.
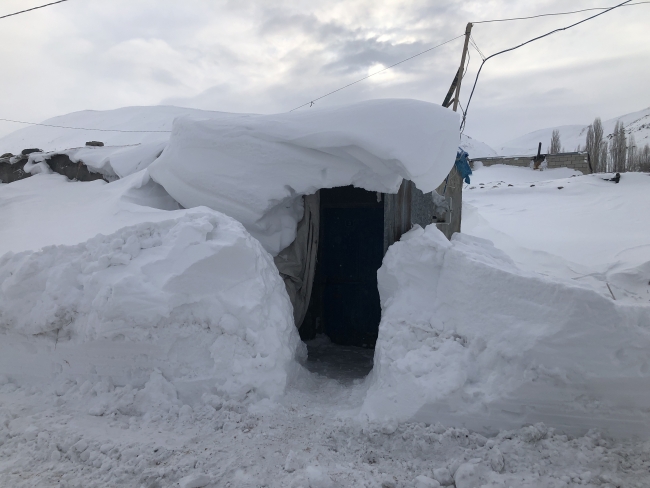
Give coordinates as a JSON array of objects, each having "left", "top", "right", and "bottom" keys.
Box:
[
  {"left": 1, "top": 104, "right": 650, "bottom": 487},
  {"left": 149, "top": 99, "right": 459, "bottom": 255},
  {"left": 463, "top": 165, "right": 650, "bottom": 305},
  {"left": 0, "top": 173, "right": 304, "bottom": 404},
  {"left": 364, "top": 224, "right": 650, "bottom": 439}
]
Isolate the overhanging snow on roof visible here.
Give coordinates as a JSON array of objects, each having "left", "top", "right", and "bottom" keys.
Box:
[{"left": 149, "top": 99, "right": 460, "bottom": 255}]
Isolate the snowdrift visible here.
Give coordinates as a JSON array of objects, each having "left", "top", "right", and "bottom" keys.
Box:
[
  {"left": 149, "top": 99, "right": 459, "bottom": 255},
  {"left": 0, "top": 174, "right": 304, "bottom": 405},
  {"left": 22, "top": 142, "right": 169, "bottom": 179},
  {"left": 363, "top": 224, "right": 650, "bottom": 439},
  {"left": 0, "top": 106, "right": 237, "bottom": 181}
]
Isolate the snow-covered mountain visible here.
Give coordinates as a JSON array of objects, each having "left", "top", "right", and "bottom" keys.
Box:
[{"left": 498, "top": 107, "right": 650, "bottom": 156}]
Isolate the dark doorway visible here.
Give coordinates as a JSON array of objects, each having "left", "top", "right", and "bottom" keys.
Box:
[{"left": 302, "top": 186, "right": 384, "bottom": 348}]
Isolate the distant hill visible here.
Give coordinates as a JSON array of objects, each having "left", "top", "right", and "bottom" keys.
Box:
[
  {"left": 497, "top": 107, "right": 650, "bottom": 156},
  {"left": 460, "top": 134, "right": 497, "bottom": 157},
  {"left": 0, "top": 106, "right": 229, "bottom": 155}
]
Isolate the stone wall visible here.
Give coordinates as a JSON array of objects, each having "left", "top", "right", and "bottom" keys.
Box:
[
  {"left": 0, "top": 152, "right": 107, "bottom": 184},
  {"left": 473, "top": 152, "right": 592, "bottom": 174}
]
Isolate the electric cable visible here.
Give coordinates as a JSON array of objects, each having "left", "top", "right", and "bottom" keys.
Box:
[
  {"left": 460, "top": 0, "right": 634, "bottom": 133},
  {"left": 469, "top": 35, "right": 486, "bottom": 60},
  {"left": 473, "top": 1, "right": 649, "bottom": 24},
  {"left": 0, "top": 117, "right": 171, "bottom": 133},
  {"left": 289, "top": 33, "right": 465, "bottom": 112},
  {"left": 0, "top": 0, "right": 71, "bottom": 21}
]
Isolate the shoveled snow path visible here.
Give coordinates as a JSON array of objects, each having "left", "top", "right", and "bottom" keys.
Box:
[{"left": 1, "top": 361, "right": 649, "bottom": 487}]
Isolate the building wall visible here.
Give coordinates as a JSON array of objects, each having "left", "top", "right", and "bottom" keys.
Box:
[{"left": 473, "top": 152, "right": 592, "bottom": 174}]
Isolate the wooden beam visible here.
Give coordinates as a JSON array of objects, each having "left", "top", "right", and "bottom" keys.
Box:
[{"left": 452, "top": 23, "right": 473, "bottom": 113}]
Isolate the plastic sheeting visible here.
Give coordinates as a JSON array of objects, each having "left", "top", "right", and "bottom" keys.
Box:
[{"left": 274, "top": 193, "right": 320, "bottom": 328}]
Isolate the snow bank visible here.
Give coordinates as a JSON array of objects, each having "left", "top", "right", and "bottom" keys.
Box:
[
  {"left": 149, "top": 99, "right": 459, "bottom": 255},
  {"left": 363, "top": 224, "right": 650, "bottom": 438},
  {"left": 0, "top": 176, "right": 304, "bottom": 404},
  {"left": 0, "top": 172, "right": 182, "bottom": 257}
]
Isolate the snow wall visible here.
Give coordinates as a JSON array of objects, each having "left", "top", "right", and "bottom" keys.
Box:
[
  {"left": 149, "top": 99, "right": 460, "bottom": 255},
  {"left": 0, "top": 173, "right": 304, "bottom": 406},
  {"left": 362, "top": 224, "right": 650, "bottom": 439}
]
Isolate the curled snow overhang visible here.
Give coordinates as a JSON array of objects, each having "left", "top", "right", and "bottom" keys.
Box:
[{"left": 149, "top": 99, "right": 460, "bottom": 255}]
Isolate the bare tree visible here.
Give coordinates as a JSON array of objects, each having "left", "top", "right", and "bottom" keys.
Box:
[
  {"left": 627, "top": 134, "right": 637, "bottom": 171},
  {"left": 585, "top": 125, "right": 595, "bottom": 169},
  {"left": 549, "top": 129, "right": 562, "bottom": 154},
  {"left": 640, "top": 144, "right": 650, "bottom": 172},
  {"left": 600, "top": 140, "right": 609, "bottom": 172},
  {"left": 585, "top": 117, "right": 606, "bottom": 172},
  {"left": 609, "top": 121, "right": 627, "bottom": 173}
]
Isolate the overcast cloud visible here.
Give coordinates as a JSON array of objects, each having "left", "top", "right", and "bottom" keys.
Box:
[{"left": 1, "top": 0, "right": 648, "bottom": 147}]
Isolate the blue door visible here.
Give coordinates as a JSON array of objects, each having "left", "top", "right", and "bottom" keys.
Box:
[{"left": 318, "top": 187, "right": 384, "bottom": 347}]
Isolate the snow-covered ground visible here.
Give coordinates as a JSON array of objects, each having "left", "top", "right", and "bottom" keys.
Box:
[
  {"left": 2, "top": 104, "right": 650, "bottom": 487},
  {"left": 464, "top": 164, "right": 650, "bottom": 305}
]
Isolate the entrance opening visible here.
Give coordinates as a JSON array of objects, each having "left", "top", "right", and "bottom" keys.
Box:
[{"left": 301, "top": 186, "right": 384, "bottom": 379}]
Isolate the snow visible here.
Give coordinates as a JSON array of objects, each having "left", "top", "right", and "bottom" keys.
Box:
[
  {"left": 149, "top": 99, "right": 459, "bottom": 255},
  {"left": 0, "top": 106, "right": 242, "bottom": 180},
  {"left": 0, "top": 106, "right": 230, "bottom": 181},
  {"left": 0, "top": 172, "right": 180, "bottom": 257},
  {"left": 460, "top": 134, "right": 497, "bottom": 158},
  {"left": 0, "top": 172, "right": 304, "bottom": 404},
  {"left": 2, "top": 345, "right": 650, "bottom": 487},
  {"left": 0, "top": 106, "right": 223, "bottom": 154},
  {"left": 464, "top": 165, "right": 650, "bottom": 304},
  {"left": 2, "top": 102, "right": 650, "bottom": 486},
  {"left": 498, "top": 107, "right": 650, "bottom": 156},
  {"left": 18, "top": 143, "right": 168, "bottom": 180},
  {"left": 363, "top": 223, "right": 650, "bottom": 439}
]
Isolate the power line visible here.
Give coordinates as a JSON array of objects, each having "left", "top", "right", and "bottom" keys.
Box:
[
  {"left": 289, "top": 34, "right": 465, "bottom": 112},
  {"left": 0, "top": 118, "right": 171, "bottom": 133},
  {"left": 0, "top": 0, "right": 71, "bottom": 21},
  {"left": 460, "top": 0, "right": 634, "bottom": 133},
  {"left": 469, "top": 35, "right": 486, "bottom": 61},
  {"left": 473, "top": 1, "right": 649, "bottom": 24}
]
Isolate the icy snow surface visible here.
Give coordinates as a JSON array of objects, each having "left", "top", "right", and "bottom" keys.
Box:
[{"left": 149, "top": 99, "right": 459, "bottom": 255}]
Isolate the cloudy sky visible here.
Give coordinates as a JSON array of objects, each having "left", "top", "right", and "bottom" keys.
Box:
[{"left": 1, "top": 0, "right": 648, "bottom": 147}]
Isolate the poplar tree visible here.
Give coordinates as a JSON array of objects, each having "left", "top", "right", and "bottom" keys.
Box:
[
  {"left": 609, "top": 121, "right": 627, "bottom": 173},
  {"left": 549, "top": 129, "right": 562, "bottom": 154},
  {"left": 585, "top": 117, "right": 606, "bottom": 172}
]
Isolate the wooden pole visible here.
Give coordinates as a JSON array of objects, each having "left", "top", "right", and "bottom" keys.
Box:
[{"left": 452, "top": 22, "right": 473, "bottom": 113}]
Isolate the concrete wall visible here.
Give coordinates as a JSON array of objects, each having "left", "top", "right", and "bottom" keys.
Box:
[{"left": 473, "top": 152, "right": 592, "bottom": 174}]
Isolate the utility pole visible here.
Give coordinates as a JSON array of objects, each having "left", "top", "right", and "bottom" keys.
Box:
[
  {"left": 436, "top": 22, "right": 473, "bottom": 240},
  {"left": 442, "top": 22, "right": 473, "bottom": 112},
  {"left": 453, "top": 23, "right": 473, "bottom": 113}
]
